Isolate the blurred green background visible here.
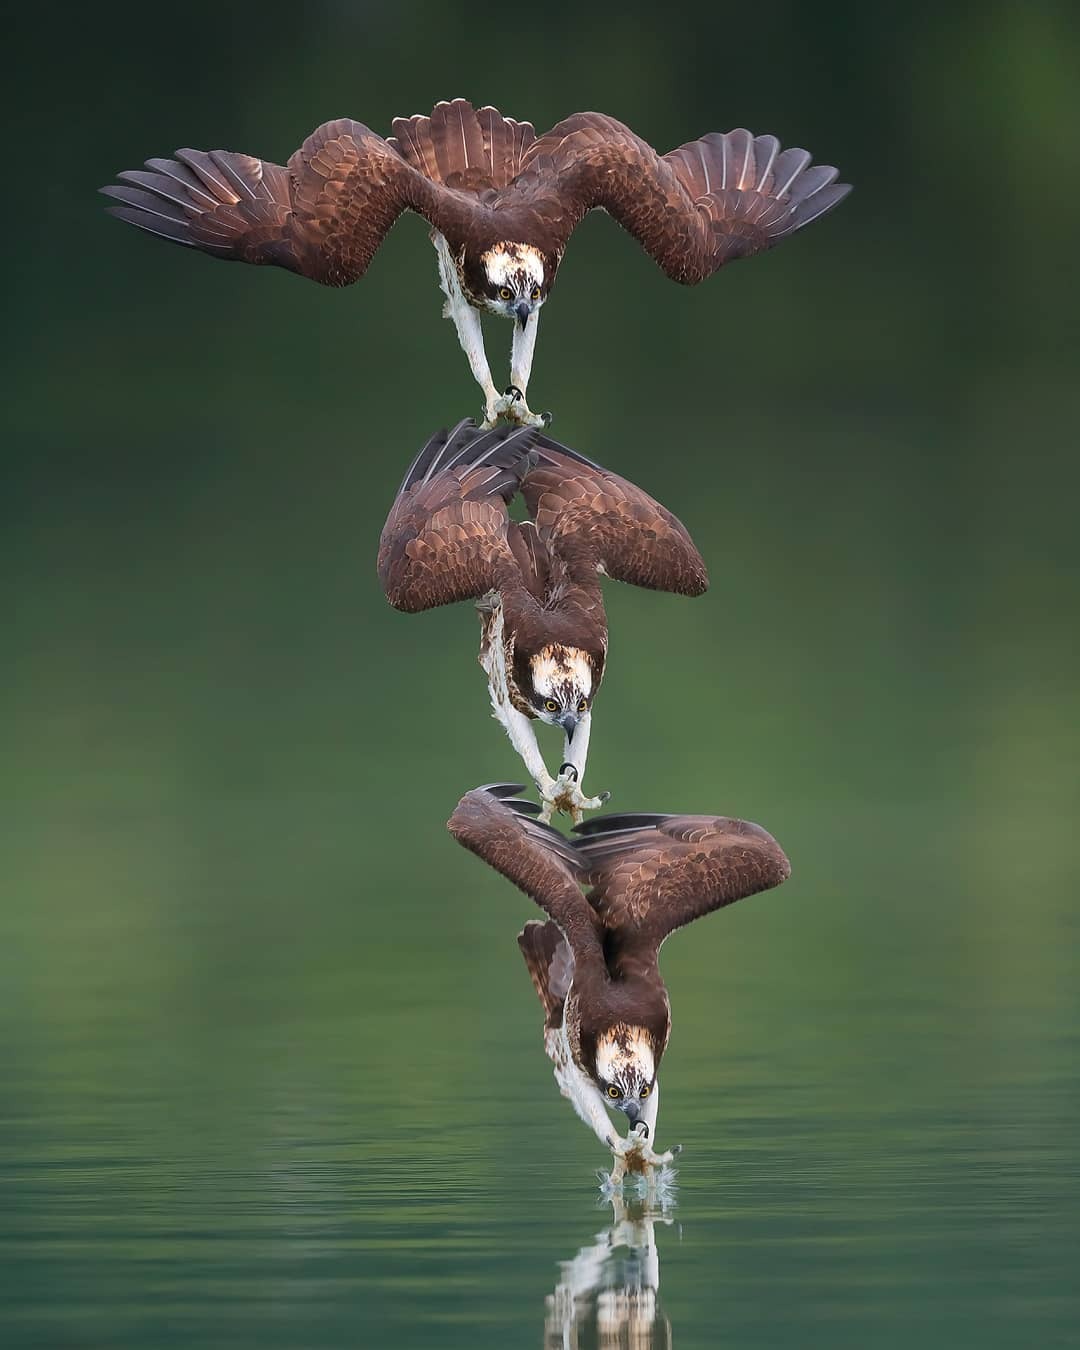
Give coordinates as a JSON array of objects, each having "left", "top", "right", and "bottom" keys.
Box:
[{"left": 4, "top": 2, "right": 1079, "bottom": 1346}]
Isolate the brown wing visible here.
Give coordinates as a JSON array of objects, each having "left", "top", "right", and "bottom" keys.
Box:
[
  {"left": 520, "top": 435, "right": 708, "bottom": 596},
  {"left": 388, "top": 99, "right": 536, "bottom": 192},
  {"left": 514, "top": 114, "right": 850, "bottom": 283},
  {"left": 448, "top": 786, "right": 606, "bottom": 973},
  {"left": 377, "top": 421, "right": 538, "bottom": 612},
  {"left": 572, "top": 811, "right": 791, "bottom": 945},
  {"left": 101, "top": 119, "right": 473, "bottom": 286},
  {"left": 518, "top": 919, "right": 574, "bottom": 1028}
]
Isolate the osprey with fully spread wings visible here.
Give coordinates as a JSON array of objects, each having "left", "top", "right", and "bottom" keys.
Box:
[
  {"left": 377, "top": 421, "right": 707, "bottom": 820},
  {"left": 103, "top": 98, "right": 851, "bottom": 427},
  {"left": 449, "top": 784, "right": 791, "bottom": 1178}
]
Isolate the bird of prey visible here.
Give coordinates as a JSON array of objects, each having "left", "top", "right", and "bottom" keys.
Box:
[
  {"left": 378, "top": 422, "right": 707, "bottom": 821},
  {"left": 448, "top": 784, "right": 791, "bottom": 1180},
  {"left": 101, "top": 99, "right": 851, "bottom": 428}
]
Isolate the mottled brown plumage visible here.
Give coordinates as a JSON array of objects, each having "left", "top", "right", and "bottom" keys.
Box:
[
  {"left": 101, "top": 99, "right": 850, "bottom": 300},
  {"left": 376, "top": 420, "right": 706, "bottom": 730},
  {"left": 448, "top": 784, "right": 790, "bottom": 1094}
]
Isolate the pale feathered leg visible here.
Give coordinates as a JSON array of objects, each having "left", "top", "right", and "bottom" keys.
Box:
[
  {"left": 548, "top": 1026, "right": 623, "bottom": 1152},
  {"left": 500, "top": 308, "right": 549, "bottom": 427},
  {"left": 499, "top": 703, "right": 557, "bottom": 807},
  {"left": 434, "top": 233, "right": 499, "bottom": 422},
  {"left": 555, "top": 711, "right": 608, "bottom": 824},
  {"left": 625, "top": 1081, "right": 682, "bottom": 1177}
]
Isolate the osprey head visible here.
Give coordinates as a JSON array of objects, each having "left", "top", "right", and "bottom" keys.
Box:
[
  {"left": 594, "top": 1025, "right": 656, "bottom": 1126},
  {"left": 479, "top": 242, "right": 547, "bottom": 326},
  {"left": 528, "top": 644, "right": 592, "bottom": 741}
]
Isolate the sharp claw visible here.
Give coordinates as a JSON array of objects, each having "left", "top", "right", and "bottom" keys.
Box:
[
  {"left": 557, "top": 762, "right": 578, "bottom": 782},
  {"left": 598, "top": 790, "right": 611, "bottom": 804},
  {"left": 540, "top": 411, "right": 553, "bottom": 426},
  {"left": 503, "top": 384, "right": 523, "bottom": 401}
]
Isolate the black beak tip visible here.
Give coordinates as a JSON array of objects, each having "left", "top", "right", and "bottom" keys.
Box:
[{"left": 515, "top": 302, "right": 530, "bottom": 328}]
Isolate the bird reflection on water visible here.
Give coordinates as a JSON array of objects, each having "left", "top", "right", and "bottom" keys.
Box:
[{"left": 545, "top": 1188, "right": 677, "bottom": 1348}]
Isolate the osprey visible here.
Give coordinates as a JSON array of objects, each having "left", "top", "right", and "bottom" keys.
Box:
[
  {"left": 102, "top": 99, "right": 851, "bottom": 428},
  {"left": 377, "top": 422, "right": 707, "bottom": 821},
  {"left": 448, "top": 784, "right": 791, "bottom": 1180}
]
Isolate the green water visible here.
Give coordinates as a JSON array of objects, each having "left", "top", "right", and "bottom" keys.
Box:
[
  {"left": 6, "top": 2, "right": 1080, "bottom": 1343},
  {"left": 4, "top": 771, "right": 1078, "bottom": 1346}
]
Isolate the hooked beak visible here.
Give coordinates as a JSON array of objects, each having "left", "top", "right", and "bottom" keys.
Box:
[
  {"left": 558, "top": 713, "right": 579, "bottom": 743},
  {"left": 515, "top": 300, "right": 531, "bottom": 329},
  {"left": 623, "top": 1101, "right": 642, "bottom": 1125}
]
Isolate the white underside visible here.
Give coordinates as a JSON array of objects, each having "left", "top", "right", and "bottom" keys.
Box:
[{"left": 545, "top": 1023, "right": 621, "bottom": 1150}]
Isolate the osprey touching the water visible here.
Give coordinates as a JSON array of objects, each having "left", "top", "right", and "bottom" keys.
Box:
[
  {"left": 102, "top": 98, "right": 851, "bottom": 428},
  {"left": 449, "top": 784, "right": 791, "bottom": 1179},
  {"left": 378, "top": 422, "right": 707, "bottom": 821}
]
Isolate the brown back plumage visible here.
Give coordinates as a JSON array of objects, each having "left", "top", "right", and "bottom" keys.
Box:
[
  {"left": 450, "top": 786, "right": 791, "bottom": 991},
  {"left": 525, "top": 436, "right": 709, "bottom": 596},
  {"left": 376, "top": 422, "right": 708, "bottom": 614},
  {"left": 573, "top": 811, "right": 791, "bottom": 952}
]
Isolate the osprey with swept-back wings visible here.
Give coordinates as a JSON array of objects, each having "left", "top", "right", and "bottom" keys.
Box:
[
  {"left": 102, "top": 99, "right": 850, "bottom": 427},
  {"left": 449, "top": 784, "right": 791, "bottom": 1179},
  {"left": 377, "top": 421, "right": 707, "bottom": 821}
]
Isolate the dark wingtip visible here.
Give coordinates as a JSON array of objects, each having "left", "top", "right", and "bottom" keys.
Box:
[
  {"left": 533, "top": 431, "right": 608, "bottom": 474},
  {"left": 572, "top": 812, "right": 670, "bottom": 836},
  {"left": 475, "top": 782, "right": 528, "bottom": 799},
  {"left": 504, "top": 797, "right": 542, "bottom": 818}
]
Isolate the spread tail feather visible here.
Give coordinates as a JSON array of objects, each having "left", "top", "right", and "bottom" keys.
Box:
[{"left": 389, "top": 99, "right": 536, "bottom": 190}]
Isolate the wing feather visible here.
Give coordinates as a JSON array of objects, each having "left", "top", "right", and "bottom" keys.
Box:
[
  {"left": 448, "top": 787, "right": 605, "bottom": 972},
  {"left": 521, "top": 436, "right": 708, "bottom": 596},
  {"left": 377, "top": 424, "right": 538, "bottom": 612},
  {"left": 515, "top": 115, "right": 850, "bottom": 282},
  {"left": 103, "top": 120, "right": 475, "bottom": 286},
  {"left": 572, "top": 812, "right": 791, "bottom": 944}
]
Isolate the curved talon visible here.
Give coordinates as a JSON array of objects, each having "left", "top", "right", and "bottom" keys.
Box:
[
  {"left": 540, "top": 411, "right": 553, "bottom": 426},
  {"left": 557, "top": 762, "right": 579, "bottom": 782},
  {"left": 503, "top": 384, "right": 524, "bottom": 402}
]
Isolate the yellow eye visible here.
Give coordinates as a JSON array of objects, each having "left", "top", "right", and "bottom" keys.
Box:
[
  {"left": 640, "top": 1084, "right": 650, "bottom": 1098},
  {"left": 607, "top": 1085, "right": 620, "bottom": 1099},
  {"left": 578, "top": 699, "right": 588, "bottom": 713},
  {"left": 499, "top": 287, "right": 512, "bottom": 300},
  {"left": 531, "top": 286, "right": 541, "bottom": 301},
  {"left": 544, "top": 699, "right": 559, "bottom": 713}
]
